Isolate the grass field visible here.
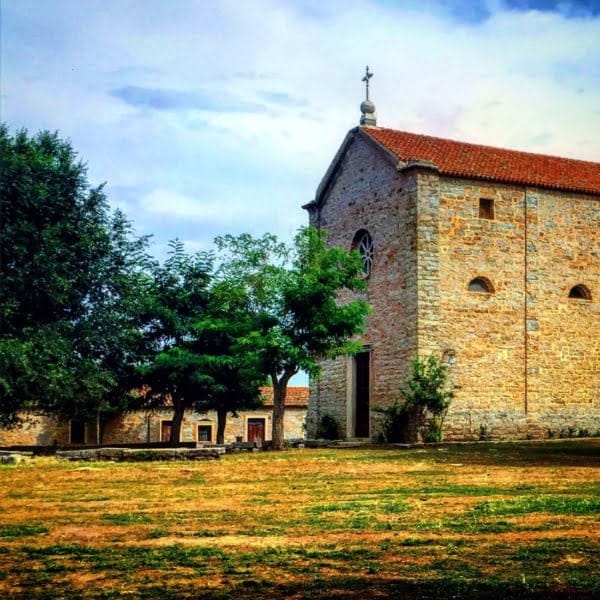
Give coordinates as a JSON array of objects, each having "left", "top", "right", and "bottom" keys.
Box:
[{"left": 1, "top": 440, "right": 599, "bottom": 599}]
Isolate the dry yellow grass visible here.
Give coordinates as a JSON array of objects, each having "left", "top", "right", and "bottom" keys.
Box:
[{"left": 0, "top": 441, "right": 598, "bottom": 599}]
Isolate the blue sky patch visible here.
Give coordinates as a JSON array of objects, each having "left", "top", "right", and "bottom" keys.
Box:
[{"left": 111, "top": 86, "right": 269, "bottom": 114}]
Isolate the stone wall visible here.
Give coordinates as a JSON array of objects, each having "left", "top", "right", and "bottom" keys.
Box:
[
  {"left": 525, "top": 188, "right": 599, "bottom": 436},
  {"left": 0, "top": 413, "right": 67, "bottom": 446},
  {"left": 306, "top": 131, "right": 418, "bottom": 438},
  {"left": 435, "top": 179, "right": 530, "bottom": 439},
  {"left": 103, "top": 408, "right": 306, "bottom": 444},
  {"left": 434, "top": 178, "right": 599, "bottom": 439},
  {"left": 1, "top": 407, "right": 307, "bottom": 446},
  {"left": 306, "top": 130, "right": 599, "bottom": 441}
]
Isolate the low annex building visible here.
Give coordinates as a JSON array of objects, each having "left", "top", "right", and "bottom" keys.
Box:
[
  {"left": 303, "top": 91, "right": 599, "bottom": 441},
  {"left": 0, "top": 387, "right": 308, "bottom": 447}
]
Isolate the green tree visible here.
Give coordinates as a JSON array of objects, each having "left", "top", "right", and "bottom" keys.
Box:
[
  {"left": 215, "top": 227, "right": 370, "bottom": 450},
  {"left": 140, "top": 243, "right": 267, "bottom": 444},
  {"left": 192, "top": 281, "right": 267, "bottom": 443},
  {"left": 137, "top": 241, "right": 213, "bottom": 443},
  {"left": 0, "top": 125, "right": 151, "bottom": 430}
]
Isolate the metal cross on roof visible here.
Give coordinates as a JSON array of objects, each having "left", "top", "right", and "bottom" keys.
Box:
[{"left": 362, "top": 66, "right": 373, "bottom": 101}]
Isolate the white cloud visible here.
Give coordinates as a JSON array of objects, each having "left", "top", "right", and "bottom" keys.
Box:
[
  {"left": 2, "top": 0, "right": 599, "bottom": 255},
  {"left": 141, "top": 188, "right": 253, "bottom": 222}
]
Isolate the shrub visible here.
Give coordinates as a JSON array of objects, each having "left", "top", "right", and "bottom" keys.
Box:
[
  {"left": 375, "top": 401, "right": 413, "bottom": 443},
  {"left": 376, "top": 355, "right": 454, "bottom": 443},
  {"left": 425, "top": 415, "right": 445, "bottom": 443},
  {"left": 479, "top": 425, "right": 491, "bottom": 441},
  {"left": 315, "top": 414, "right": 341, "bottom": 440}
]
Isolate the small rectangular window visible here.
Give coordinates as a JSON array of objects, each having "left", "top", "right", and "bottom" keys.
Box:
[
  {"left": 198, "top": 425, "right": 212, "bottom": 442},
  {"left": 479, "top": 198, "right": 494, "bottom": 220}
]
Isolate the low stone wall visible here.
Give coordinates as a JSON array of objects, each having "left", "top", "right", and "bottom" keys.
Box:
[
  {"left": 56, "top": 447, "right": 224, "bottom": 461},
  {"left": 0, "top": 451, "right": 32, "bottom": 464}
]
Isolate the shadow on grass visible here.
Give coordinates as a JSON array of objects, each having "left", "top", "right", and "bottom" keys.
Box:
[
  {"left": 6, "top": 576, "right": 598, "bottom": 600},
  {"left": 418, "top": 440, "right": 600, "bottom": 468}
]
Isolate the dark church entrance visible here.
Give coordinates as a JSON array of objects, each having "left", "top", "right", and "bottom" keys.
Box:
[{"left": 354, "top": 351, "right": 370, "bottom": 437}]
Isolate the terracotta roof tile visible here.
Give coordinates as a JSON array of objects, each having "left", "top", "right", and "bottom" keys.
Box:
[
  {"left": 363, "top": 127, "right": 600, "bottom": 195},
  {"left": 260, "top": 386, "right": 309, "bottom": 408}
]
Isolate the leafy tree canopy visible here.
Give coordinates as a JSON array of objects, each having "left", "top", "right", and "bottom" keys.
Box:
[
  {"left": 192, "top": 279, "right": 267, "bottom": 443},
  {"left": 0, "top": 125, "right": 151, "bottom": 428},
  {"left": 215, "top": 227, "right": 371, "bottom": 449},
  {"left": 138, "top": 241, "right": 266, "bottom": 443}
]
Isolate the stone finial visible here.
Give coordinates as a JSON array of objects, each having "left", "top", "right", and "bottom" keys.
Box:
[{"left": 360, "top": 65, "right": 376, "bottom": 126}]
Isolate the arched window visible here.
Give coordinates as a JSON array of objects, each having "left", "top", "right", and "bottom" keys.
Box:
[
  {"left": 468, "top": 277, "right": 494, "bottom": 294},
  {"left": 352, "top": 230, "right": 373, "bottom": 277},
  {"left": 568, "top": 284, "right": 591, "bottom": 300}
]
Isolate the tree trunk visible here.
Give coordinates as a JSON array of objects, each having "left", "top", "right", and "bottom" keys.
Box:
[
  {"left": 271, "top": 371, "right": 294, "bottom": 450},
  {"left": 170, "top": 399, "right": 185, "bottom": 444},
  {"left": 216, "top": 408, "right": 227, "bottom": 445}
]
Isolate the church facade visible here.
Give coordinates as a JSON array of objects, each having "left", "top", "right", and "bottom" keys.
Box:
[{"left": 304, "top": 123, "right": 599, "bottom": 441}]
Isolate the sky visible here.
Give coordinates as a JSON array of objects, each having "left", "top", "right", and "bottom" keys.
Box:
[
  {"left": 2, "top": 0, "right": 599, "bottom": 384},
  {"left": 2, "top": 0, "right": 599, "bottom": 257}
]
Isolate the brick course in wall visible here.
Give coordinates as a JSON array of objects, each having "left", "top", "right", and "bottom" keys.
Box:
[{"left": 305, "top": 127, "right": 599, "bottom": 441}]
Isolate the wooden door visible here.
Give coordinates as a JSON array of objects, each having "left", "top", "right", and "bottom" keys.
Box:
[
  {"left": 247, "top": 418, "right": 265, "bottom": 445},
  {"left": 161, "top": 421, "right": 172, "bottom": 442}
]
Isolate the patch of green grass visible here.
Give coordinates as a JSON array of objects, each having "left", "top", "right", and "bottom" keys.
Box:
[
  {"left": 570, "top": 481, "right": 600, "bottom": 495},
  {"left": 239, "top": 526, "right": 285, "bottom": 536},
  {"left": 473, "top": 495, "right": 600, "bottom": 516},
  {"left": 303, "top": 497, "right": 410, "bottom": 531},
  {"left": 174, "top": 473, "right": 205, "bottom": 486},
  {"left": 415, "top": 515, "right": 517, "bottom": 534},
  {"left": 147, "top": 527, "right": 170, "bottom": 539},
  {"left": 306, "top": 498, "right": 410, "bottom": 515},
  {"left": 421, "top": 508, "right": 589, "bottom": 535},
  {"left": 448, "top": 518, "right": 516, "bottom": 534},
  {"left": 399, "top": 536, "right": 440, "bottom": 546},
  {"left": 236, "top": 546, "right": 380, "bottom": 567},
  {"left": 73, "top": 495, "right": 112, "bottom": 502},
  {"left": 193, "top": 530, "right": 229, "bottom": 537},
  {"left": 423, "top": 484, "right": 538, "bottom": 496},
  {"left": 510, "top": 538, "right": 598, "bottom": 562},
  {"left": 5, "top": 490, "right": 29, "bottom": 499},
  {"left": 427, "top": 557, "right": 485, "bottom": 578},
  {"left": 0, "top": 523, "right": 48, "bottom": 539},
  {"left": 102, "top": 512, "right": 153, "bottom": 525},
  {"left": 370, "top": 483, "right": 542, "bottom": 498},
  {"left": 248, "top": 496, "right": 273, "bottom": 505},
  {"left": 23, "top": 543, "right": 229, "bottom": 573}
]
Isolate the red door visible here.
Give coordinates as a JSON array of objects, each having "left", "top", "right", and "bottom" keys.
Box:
[
  {"left": 247, "top": 419, "right": 265, "bottom": 445},
  {"left": 161, "top": 421, "right": 172, "bottom": 442}
]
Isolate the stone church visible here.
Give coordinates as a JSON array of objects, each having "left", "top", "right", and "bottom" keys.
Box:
[{"left": 304, "top": 84, "right": 599, "bottom": 441}]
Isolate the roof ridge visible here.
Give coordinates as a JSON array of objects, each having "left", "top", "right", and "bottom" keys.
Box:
[
  {"left": 362, "top": 126, "right": 600, "bottom": 195},
  {"left": 366, "top": 126, "right": 599, "bottom": 166}
]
